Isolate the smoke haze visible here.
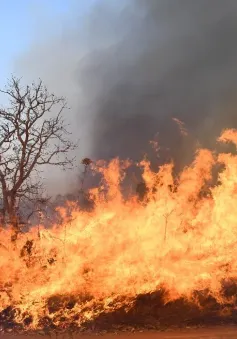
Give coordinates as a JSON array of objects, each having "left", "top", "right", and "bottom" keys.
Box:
[{"left": 15, "top": 0, "right": 237, "bottom": 193}]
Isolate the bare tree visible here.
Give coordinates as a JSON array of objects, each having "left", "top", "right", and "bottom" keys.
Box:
[{"left": 0, "top": 76, "right": 77, "bottom": 239}]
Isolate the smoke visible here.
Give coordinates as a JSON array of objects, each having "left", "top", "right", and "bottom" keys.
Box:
[
  {"left": 85, "top": 0, "right": 237, "bottom": 164},
  {"left": 15, "top": 0, "right": 237, "bottom": 193}
]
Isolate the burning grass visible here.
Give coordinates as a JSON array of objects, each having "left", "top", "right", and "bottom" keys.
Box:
[
  {"left": 1, "top": 129, "right": 237, "bottom": 333},
  {"left": 2, "top": 288, "right": 237, "bottom": 333}
]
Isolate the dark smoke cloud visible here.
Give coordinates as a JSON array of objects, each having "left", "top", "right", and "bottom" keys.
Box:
[
  {"left": 85, "top": 0, "right": 237, "bottom": 166},
  {"left": 15, "top": 0, "right": 237, "bottom": 192}
]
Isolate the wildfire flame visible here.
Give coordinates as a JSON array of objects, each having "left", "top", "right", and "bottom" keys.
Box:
[{"left": 1, "top": 129, "right": 237, "bottom": 331}]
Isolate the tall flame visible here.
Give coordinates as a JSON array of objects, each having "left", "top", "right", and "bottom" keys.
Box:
[{"left": 1, "top": 129, "right": 237, "bottom": 330}]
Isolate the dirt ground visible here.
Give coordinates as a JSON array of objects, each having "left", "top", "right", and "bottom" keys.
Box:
[{"left": 1, "top": 327, "right": 237, "bottom": 339}]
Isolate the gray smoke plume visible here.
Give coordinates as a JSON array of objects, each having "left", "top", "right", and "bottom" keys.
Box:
[
  {"left": 84, "top": 0, "right": 237, "bottom": 165},
  {"left": 15, "top": 0, "right": 237, "bottom": 193}
]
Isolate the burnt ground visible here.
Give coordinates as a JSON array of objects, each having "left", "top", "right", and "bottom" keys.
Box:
[{"left": 1, "top": 327, "right": 237, "bottom": 339}]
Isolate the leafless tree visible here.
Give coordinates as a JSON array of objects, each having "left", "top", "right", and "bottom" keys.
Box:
[{"left": 0, "top": 76, "right": 77, "bottom": 239}]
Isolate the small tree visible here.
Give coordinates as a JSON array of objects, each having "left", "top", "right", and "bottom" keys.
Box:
[{"left": 0, "top": 76, "right": 77, "bottom": 238}]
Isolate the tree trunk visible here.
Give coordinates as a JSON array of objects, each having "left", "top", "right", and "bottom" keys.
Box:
[
  {"left": 6, "top": 195, "right": 20, "bottom": 242},
  {"left": 0, "top": 208, "right": 6, "bottom": 227},
  {"left": 9, "top": 214, "right": 20, "bottom": 242}
]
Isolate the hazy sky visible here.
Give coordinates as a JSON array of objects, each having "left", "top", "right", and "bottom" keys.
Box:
[{"left": 0, "top": 0, "right": 95, "bottom": 87}]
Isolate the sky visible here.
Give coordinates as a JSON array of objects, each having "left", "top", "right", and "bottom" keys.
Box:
[
  {"left": 0, "top": 0, "right": 98, "bottom": 194},
  {"left": 0, "top": 0, "right": 95, "bottom": 88}
]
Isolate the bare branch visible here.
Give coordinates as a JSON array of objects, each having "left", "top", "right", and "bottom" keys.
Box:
[{"left": 0, "top": 76, "right": 78, "bottom": 234}]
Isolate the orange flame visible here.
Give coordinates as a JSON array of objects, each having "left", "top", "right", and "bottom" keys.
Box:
[{"left": 1, "top": 129, "right": 237, "bottom": 330}]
